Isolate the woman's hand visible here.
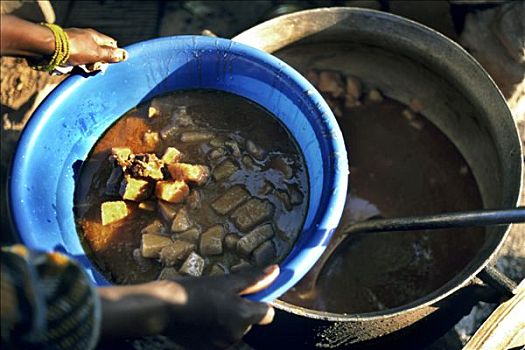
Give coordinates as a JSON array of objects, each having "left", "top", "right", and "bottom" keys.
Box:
[
  {"left": 98, "top": 265, "right": 279, "bottom": 349},
  {"left": 65, "top": 28, "right": 127, "bottom": 65},
  {"left": 162, "top": 265, "right": 279, "bottom": 349}
]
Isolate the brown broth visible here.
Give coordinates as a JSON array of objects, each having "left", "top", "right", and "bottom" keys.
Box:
[
  {"left": 282, "top": 97, "right": 485, "bottom": 313},
  {"left": 75, "top": 90, "right": 309, "bottom": 284}
]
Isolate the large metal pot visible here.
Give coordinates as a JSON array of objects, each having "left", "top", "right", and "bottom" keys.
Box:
[{"left": 233, "top": 8, "right": 523, "bottom": 348}]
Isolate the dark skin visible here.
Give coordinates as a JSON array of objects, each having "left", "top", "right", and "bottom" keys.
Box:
[
  {"left": 1, "top": 14, "right": 279, "bottom": 348},
  {"left": 99, "top": 265, "right": 279, "bottom": 348},
  {"left": 0, "top": 14, "right": 127, "bottom": 65}
]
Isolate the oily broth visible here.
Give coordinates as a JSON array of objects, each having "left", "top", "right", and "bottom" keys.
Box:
[
  {"left": 282, "top": 96, "right": 485, "bottom": 313},
  {"left": 75, "top": 90, "right": 309, "bottom": 284}
]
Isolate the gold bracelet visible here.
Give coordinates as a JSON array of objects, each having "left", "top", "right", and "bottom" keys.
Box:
[{"left": 31, "top": 23, "right": 70, "bottom": 72}]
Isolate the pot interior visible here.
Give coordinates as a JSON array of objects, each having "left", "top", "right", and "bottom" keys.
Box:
[
  {"left": 260, "top": 31, "right": 517, "bottom": 314},
  {"left": 280, "top": 80, "right": 485, "bottom": 313}
]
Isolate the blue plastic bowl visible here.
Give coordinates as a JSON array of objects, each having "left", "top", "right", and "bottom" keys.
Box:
[{"left": 9, "top": 36, "right": 348, "bottom": 301}]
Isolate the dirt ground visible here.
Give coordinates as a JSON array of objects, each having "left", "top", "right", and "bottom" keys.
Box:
[{"left": 1, "top": 1, "right": 523, "bottom": 349}]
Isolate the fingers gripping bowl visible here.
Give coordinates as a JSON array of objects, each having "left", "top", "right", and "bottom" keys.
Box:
[{"left": 9, "top": 36, "right": 348, "bottom": 301}]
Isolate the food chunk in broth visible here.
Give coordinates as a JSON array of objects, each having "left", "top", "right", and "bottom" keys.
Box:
[{"left": 75, "top": 90, "right": 309, "bottom": 284}]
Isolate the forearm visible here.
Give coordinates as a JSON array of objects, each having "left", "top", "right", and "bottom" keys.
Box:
[{"left": 0, "top": 15, "right": 55, "bottom": 57}]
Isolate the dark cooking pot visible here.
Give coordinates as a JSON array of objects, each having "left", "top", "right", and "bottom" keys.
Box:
[{"left": 233, "top": 8, "right": 523, "bottom": 349}]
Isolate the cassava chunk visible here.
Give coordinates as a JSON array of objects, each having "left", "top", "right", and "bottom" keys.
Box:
[
  {"left": 231, "top": 198, "right": 274, "bottom": 231},
  {"left": 199, "top": 225, "right": 225, "bottom": 256},
  {"left": 155, "top": 180, "right": 189, "bottom": 203},
  {"left": 173, "top": 227, "right": 201, "bottom": 244},
  {"left": 138, "top": 200, "right": 156, "bottom": 211},
  {"left": 129, "top": 153, "right": 164, "bottom": 180},
  {"left": 141, "top": 234, "right": 172, "bottom": 258},
  {"left": 141, "top": 220, "right": 167, "bottom": 235},
  {"left": 224, "top": 234, "right": 240, "bottom": 250},
  {"left": 225, "top": 140, "right": 241, "bottom": 157},
  {"left": 208, "top": 147, "right": 226, "bottom": 160},
  {"left": 143, "top": 131, "right": 160, "bottom": 149},
  {"left": 167, "top": 163, "right": 210, "bottom": 186},
  {"left": 171, "top": 207, "right": 192, "bottom": 232},
  {"left": 158, "top": 267, "right": 179, "bottom": 280},
  {"left": 368, "top": 88, "right": 384, "bottom": 102},
  {"left": 158, "top": 200, "right": 178, "bottom": 221},
  {"left": 180, "top": 131, "right": 215, "bottom": 143},
  {"left": 179, "top": 252, "right": 205, "bottom": 276},
  {"left": 318, "top": 71, "right": 345, "bottom": 98},
  {"left": 161, "top": 147, "right": 183, "bottom": 164},
  {"left": 186, "top": 189, "right": 202, "bottom": 210},
  {"left": 212, "top": 159, "right": 239, "bottom": 181},
  {"left": 237, "top": 224, "right": 274, "bottom": 256},
  {"left": 119, "top": 176, "right": 152, "bottom": 201},
  {"left": 211, "top": 185, "right": 250, "bottom": 215},
  {"left": 101, "top": 201, "right": 129, "bottom": 226},
  {"left": 252, "top": 240, "right": 276, "bottom": 266},
  {"left": 345, "top": 75, "right": 362, "bottom": 99},
  {"left": 105, "top": 166, "right": 124, "bottom": 196},
  {"left": 245, "top": 140, "right": 266, "bottom": 160},
  {"left": 271, "top": 157, "right": 293, "bottom": 179},
  {"left": 209, "top": 136, "right": 227, "bottom": 147},
  {"left": 159, "top": 240, "right": 196, "bottom": 267}
]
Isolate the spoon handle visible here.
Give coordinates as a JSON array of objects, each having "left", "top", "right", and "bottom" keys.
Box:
[{"left": 342, "top": 207, "right": 525, "bottom": 235}]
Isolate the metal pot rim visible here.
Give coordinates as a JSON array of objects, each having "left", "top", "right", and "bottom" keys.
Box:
[{"left": 235, "top": 7, "right": 523, "bottom": 321}]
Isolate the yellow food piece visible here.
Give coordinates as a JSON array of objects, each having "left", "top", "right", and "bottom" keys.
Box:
[
  {"left": 120, "top": 177, "right": 151, "bottom": 201},
  {"left": 161, "top": 147, "right": 183, "bottom": 164},
  {"left": 110, "top": 147, "right": 132, "bottom": 166},
  {"left": 167, "top": 163, "right": 210, "bottom": 186},
  {"left": 143, "top": 131, "right": 160, "bottom": 149},
  {"left": 155, "top": 180, "right": 189, "bottom": 203},
  {"left": 148, "top": 106, "right": 159, "bottom": 118},
  {"left": 111, "top": 147, "right": 131, "bottom": 159},
  {"left": 101, "top": 201, "right": 129, "bottom": 226}
]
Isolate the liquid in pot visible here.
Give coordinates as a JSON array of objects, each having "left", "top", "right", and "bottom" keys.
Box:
[{"left": 283, "top": 92, "right": 485, "bottom": 313}]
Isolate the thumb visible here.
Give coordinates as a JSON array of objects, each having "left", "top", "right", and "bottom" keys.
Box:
[
  {"left": 96, "top": 46, "right": 128, "bottom": 63},
  {"left": 232, "top": 265, "right": 279, "bottom": 296}
]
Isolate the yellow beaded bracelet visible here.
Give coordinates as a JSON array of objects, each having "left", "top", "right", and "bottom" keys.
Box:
[{"left": 31, "top": 23, "right": 70, "bottom": 72}]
